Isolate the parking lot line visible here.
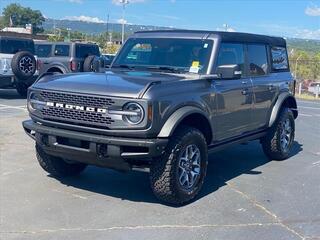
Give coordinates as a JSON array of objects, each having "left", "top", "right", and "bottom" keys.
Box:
[{"left": 0, "top": 104, "right": 27, "bottom": 111}]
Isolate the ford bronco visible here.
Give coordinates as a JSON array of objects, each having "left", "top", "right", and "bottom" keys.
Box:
[{"left": 23, "top": 30, "right": 298, "bottom": 204}]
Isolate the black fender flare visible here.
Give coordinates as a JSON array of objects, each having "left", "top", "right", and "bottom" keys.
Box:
[
  {"left": 268, "top": 92, "right": 298, "bottom": 127},
  {"left": 46, "top": 63, "right": 67, "bottom": 74},
  {"left": 157, "top": 106, "right": 211, "bottom": 138}
]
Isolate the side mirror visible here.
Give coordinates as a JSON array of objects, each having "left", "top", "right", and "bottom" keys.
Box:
[{"left": 216, "top": 64, "right": 242, "bottom": 79}]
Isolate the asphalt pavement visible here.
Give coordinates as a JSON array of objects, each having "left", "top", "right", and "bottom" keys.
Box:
[{"left": 0, "top": 89, "right": 319, "bottom": 240}]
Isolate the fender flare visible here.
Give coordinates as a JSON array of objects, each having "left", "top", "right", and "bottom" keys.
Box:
[
  {"left": 46, "top": 63, "right": 67, "bottom": 74},
  {"left": 268, "top": 92, "right": 298, "bottom": 127},
  {"left": 157, "top": 106, "right": 211, "bottom": 138}
]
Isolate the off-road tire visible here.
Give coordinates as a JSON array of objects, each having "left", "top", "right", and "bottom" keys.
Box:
[
  {"left": 15, "top": 81, "right": 28, "bottom": 97},
  {"left": 261, "top": 108, "right": 295, "bottom": 160},
  {"left": 11, "top": 51, "right": 36, "bottom": 80},
  {"left": 150, "top": 126, "right": 208, "bottom": 205},
  {"left": 83, "top": 55, "right": 99, "bottom": 72},
  {"left": 36, "top": 144, "right": 87, "bottom": 177}
]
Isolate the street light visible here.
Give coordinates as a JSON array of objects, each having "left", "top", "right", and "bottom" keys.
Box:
[
  {"left": 294, "top": 54, "right": 302, "bottom": 80},
  {"left": 120, "top": 0, "right": 129, "bottom": 45}
]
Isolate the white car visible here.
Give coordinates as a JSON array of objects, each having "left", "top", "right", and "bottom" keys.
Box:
[
  {"left": 0, "top": 35, "right": 38, "bottom": 96},
  {"left": 308, "top": 82, "right": 320, "bottom": 95}
]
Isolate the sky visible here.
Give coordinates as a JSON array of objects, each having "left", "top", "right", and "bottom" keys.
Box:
[{"left": 0, "top": 0, "right": 320, "bottom": 39}]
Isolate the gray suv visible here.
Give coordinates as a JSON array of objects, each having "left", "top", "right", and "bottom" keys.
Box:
[
  {"left": 35, "top": 41, "right": 101, "bottom": 75},
  {"left": 23, "top": 30, "right": 298, "bottom": 205}
]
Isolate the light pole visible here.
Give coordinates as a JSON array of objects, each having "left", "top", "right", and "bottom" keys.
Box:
[
  {"left": 294, "top": 54, "right": 302, "bottom": 80},
  {"left": 120, "top": 0, "right": 129, "bottom": 45},
  {"left": 67, "top": 28, "right": 71, "bottom": 41}
]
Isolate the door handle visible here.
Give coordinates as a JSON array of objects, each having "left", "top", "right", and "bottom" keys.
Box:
[
  {"left": 241, "top": 89, "right": 248, "bottom": 95},
  {"left": 241, "top": 81, "right": 248, "bottom": 84},
  {"left": 268, "top": 85, "right": 275, "bottom": 91}
]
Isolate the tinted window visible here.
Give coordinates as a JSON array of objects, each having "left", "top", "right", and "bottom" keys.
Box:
[
  {"left": 216, "top": 43, "right": 245, "bottom": 72},
  {"left": 35, "top": 44, "right": 52, "bottom": 57},
  {"left": 271, "top": 46, "right": 288, "bottom": 70},
  {"left": 247, "top": 44, "right": 268, "bottom": 76},
  {"left": 0, "top": 39, "right": 34, "bottom": 54},
  {"left": 76, "top": 44, "right": 100, "bottom": 58},
  {"left": 114, "top": 38, "right": 213, "bottom": 74},
  {"left": 54, "top": 45, "right": 70, "bottom": 56}
]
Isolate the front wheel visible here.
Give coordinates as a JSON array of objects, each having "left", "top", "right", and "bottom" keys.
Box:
[
  {"left": 261, "top": 108, "right": 295, "bottom": 160},
  {"left": 150, "top": 126, "right": 208, "bottom": 205}
]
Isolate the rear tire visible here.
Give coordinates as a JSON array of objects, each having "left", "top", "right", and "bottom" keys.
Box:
[
  {"left": 36, "top": 144, "right": 87, "bottom": 177},
  {"left": 261, "top": 108, "right": 295, "bottom": 160},
  {"left": 150, "top": 126, "right": 208, "bottom": 205},
  {"left": 83, "top": 55, "right": 99, "bottom": 72},
  {"left": 11, "top": 51, "right": 36, "bottom": 80}
]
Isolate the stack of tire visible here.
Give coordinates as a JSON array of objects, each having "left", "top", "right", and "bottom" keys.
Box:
[{"left": 11, "top": 51, "right": 36, "bottom": 97}]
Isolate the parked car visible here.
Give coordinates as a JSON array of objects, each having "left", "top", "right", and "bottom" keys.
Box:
[
  {"left": 0, "top": 35, "right": 38, "bottom": 96},
  {"left": 308, "top": 82, "right": 320, "bottom": 95},
  {"left": 102, "top": 54, "right": 116, "bottom": 67},
  {"left": 23, "top": 30, "right": 298, "bottom": 205},
  {"left": 35, "top": 41, "right": 102, "bottom": 75}
]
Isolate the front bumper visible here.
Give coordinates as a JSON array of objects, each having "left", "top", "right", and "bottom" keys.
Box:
[{"left": 22, "top": 120, "right": 168, "bottom": 171}]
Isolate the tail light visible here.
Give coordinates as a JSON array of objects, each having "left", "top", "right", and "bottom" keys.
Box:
[
  {"left": 37, "top": 59, "right": 42, "bottom": 71},
  {"left": 70, "top": 60, "right": 77, "bottom": 71}
]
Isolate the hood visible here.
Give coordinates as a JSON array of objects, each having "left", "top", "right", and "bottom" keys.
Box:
[{"left": 33, "top": 70, "right": 188, "bottom": 98}]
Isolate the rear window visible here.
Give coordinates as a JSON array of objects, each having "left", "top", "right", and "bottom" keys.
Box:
[
  {"left": 54, "top": 45, "right": 70, "bottom": 57},
  {"left": 247, "top": 44, "right": 268, "bottom": 76},
  {"left": 0, "top": 39, "right": 34, "bottom": 54},
  {"left": 75, "top": 44, "right": 100, "bottom": 58},
  {"left": 271, "top": 46, "right": 289, "bottom": 71},
  {"left": 35, "top": 44, "right": 52, "bottom": 57}
]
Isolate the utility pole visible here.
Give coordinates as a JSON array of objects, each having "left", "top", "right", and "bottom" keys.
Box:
[
  {"left": 106, "top": 13, "right": 109, "bottom": 42},
  {"left": 120, "top": 0, "right": 129, "bottom": 45}
]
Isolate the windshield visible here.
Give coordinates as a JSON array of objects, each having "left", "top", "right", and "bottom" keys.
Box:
[{"left": 113, "top": 38, "right": 213, "bottom": 74}]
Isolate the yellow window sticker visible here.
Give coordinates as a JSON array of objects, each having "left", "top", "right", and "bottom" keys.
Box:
[{"left": 192, "top": 61, "right": 200, "bottom": 68}]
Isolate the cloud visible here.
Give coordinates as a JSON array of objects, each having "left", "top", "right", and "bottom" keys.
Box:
[
  {"left": 148, "top": 13, "right": 180, "bottom": 20},
  {"left": 67, "top": 0, "right": 83, "bottom": 3},
  {"left": 116, "top": 18, "right": 127, "bottom": 24},
  {"left": 216, "top": 24, "right": 236, "bottom": 32},
  {"left": 112, "top": 0, "right": 145, "bottom": 5},
  {"left": 63, "top": 15, "right": 104, "bottom": 23},
  {"left": 305, "top": 4, "right": 320, "bottom": 16}
]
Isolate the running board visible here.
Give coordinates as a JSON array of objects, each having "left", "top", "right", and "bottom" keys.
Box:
[{"left": 208, "top": 131, "right": 266, "bottom": 153}]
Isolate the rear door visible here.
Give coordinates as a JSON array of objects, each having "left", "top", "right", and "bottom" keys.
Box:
[
  {"left": 53, "top": 44, "right": 70, "bottom": 72},
  {"left": 248, "top": 44, "right": 278, "bottom": 129},
  {"left": 213, "top": 43, "right": 254, "bottom": 141}
]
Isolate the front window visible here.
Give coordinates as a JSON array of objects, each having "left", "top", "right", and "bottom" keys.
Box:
[{"left": 113, "top": 38, "right": 213, "bottom": 74}]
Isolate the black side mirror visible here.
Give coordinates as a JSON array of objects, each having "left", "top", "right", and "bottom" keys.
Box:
[{"left": 216, "top": 64, "right": 242, "bottom": 79}]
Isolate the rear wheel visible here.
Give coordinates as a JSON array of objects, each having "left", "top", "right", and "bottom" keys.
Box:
[
  {"left": 36, "top": 144, "right": 87, "bottom": 177},
  {"left": 150, "top": 126, "right": 208, "bottom": 205},
  {"left": 261, "top": 108, "right": 295, "bottom": 160}
]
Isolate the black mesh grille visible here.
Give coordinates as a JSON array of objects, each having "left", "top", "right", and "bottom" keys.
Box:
[{"left": 39, "top": 91, "right": 115, "bottom": 128}]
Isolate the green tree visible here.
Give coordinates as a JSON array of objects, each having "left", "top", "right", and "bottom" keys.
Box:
[{"left": 2, "top": 3, "right": 45, "bottom": 34}]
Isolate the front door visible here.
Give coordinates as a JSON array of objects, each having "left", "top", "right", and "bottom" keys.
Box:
[{"left": 213, "top": 43, "right": 254, "bottom": 141}]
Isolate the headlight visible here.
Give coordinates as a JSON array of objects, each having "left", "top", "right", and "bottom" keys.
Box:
[
  {"left": 122, "top": 102, "right": 144, "bottom": 125},
  {"left": 28, "top": 92, "right": 46, "bottom": 112}
]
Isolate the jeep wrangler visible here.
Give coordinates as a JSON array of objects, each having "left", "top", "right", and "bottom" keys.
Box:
[
  {"left": 0, "top": 35, "right": 38, "bottom": 96},
  {"left": 23, "top": 30, "right": 298, "bottom": 205}
]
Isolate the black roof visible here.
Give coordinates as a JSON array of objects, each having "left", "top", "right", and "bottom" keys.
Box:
[{"left": 134, "top": 30, "right": 286, "bottom": 47}]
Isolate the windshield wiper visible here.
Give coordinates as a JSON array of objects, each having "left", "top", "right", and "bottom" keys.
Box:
[
  {"left": 112, "top": 64, "right": 135, "bottom": 70},
  {"left": 145, "top": 66, "right": 184, "bottom": 73}
]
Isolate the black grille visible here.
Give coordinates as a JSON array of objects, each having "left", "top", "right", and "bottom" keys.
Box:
[
  {"left": 40, "top": 91, "right": 115, "bottom": 107},
  {"left": 39, "top": 91, "right": 115, "bottom": 128}
]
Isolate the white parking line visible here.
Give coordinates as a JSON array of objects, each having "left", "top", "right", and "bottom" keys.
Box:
[
  {"left": 298, "top": 106, "right": 320, "bottom": 110},
  {"left": 299, "top": 113, "right": 313, "bottom": 117},
  {"left": 0, "top": 104, "right": 27, "bottom": 112}
]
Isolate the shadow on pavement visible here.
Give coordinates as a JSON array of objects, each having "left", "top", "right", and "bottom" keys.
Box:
[
  {"left": 0, "top": 89, "right": 26, "bottom": 100},
  {"left": 56, "top": 140, "right": 303, "bottom": 206}
]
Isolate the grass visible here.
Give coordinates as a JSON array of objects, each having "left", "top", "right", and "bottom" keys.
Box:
[{"left": 295, "top": 93, "right": 320, "bottom": 101}]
